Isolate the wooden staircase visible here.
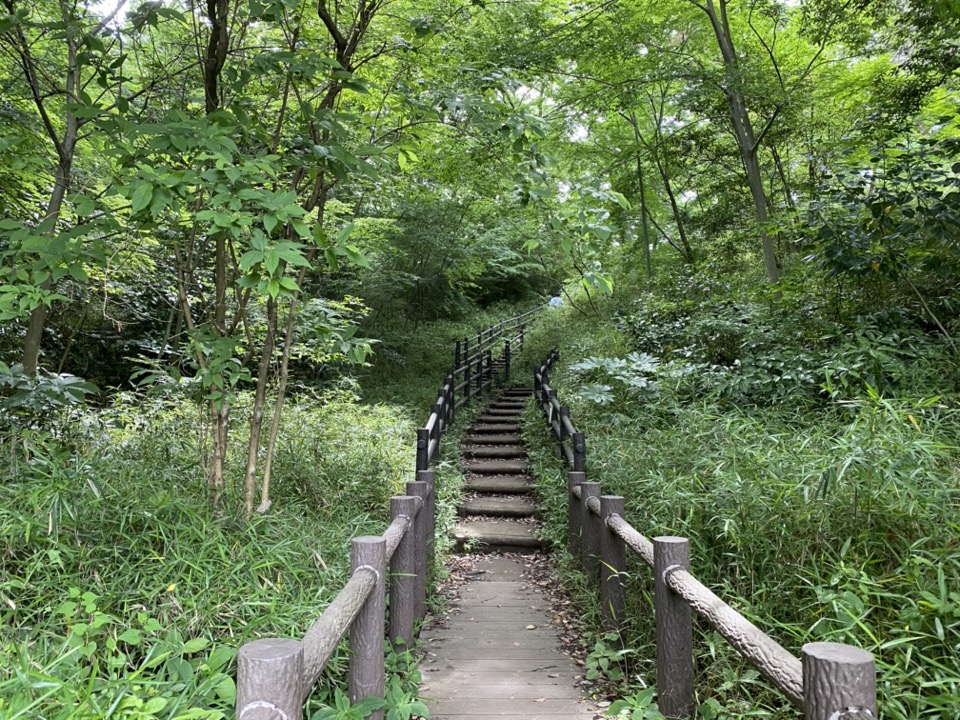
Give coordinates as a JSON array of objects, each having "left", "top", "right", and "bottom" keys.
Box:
[{"left": 453, "top": 388, "right": 541, "bottom": 551}]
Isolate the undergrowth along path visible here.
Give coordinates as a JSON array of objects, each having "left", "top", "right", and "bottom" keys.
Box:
[{"left": 417, "top": 390, "right": 599, "bottom": 719}]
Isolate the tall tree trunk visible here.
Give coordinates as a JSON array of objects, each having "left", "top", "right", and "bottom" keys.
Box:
[
  {"left": 701, "top": 0, "right": 779, "bottom": 282},
  {"left": 629, "top": 113, "right": 653, "bottom": 281}
]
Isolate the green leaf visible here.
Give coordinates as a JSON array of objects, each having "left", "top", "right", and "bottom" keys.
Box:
[
  {"left": 182, "top": 636, "right": 209, "bottom": 653},
  {"left": 131, "top": 183, "right": 154, "bottom": 214}
]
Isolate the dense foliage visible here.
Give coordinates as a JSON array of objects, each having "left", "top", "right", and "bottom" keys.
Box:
[{"left": 1, "top": 0, "right": 958, "bottom": 716}]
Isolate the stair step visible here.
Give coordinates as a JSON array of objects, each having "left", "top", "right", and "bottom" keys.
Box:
[
  {"left": 465, "top": 460, "right": 530, "bottom": 474},
  {"left": 484, "top": 408, "right": 524, "bottom": 416},
  {"left": 464, "top": 476, "right": 533, "bottom": 493},
  {"left": 453, "top": 520, "right": 541, "bottom": 551},
  {"left": 463, "top": 434, "right": 522, "bottom": 445},
  {"left": 471, "top": 422, "right": 520, "bottom": 432},
  {"left": 475, "top": 415, "right": 522, "bottom": 424},
  {"left": 501, "top": 388, "right": 533, "bottom": 396},
  {"left": 459, "top": 497, "right": 537, "bottom": 517},
  {"left": 463, "top": 446, "right": 526, "bottom": 459}
]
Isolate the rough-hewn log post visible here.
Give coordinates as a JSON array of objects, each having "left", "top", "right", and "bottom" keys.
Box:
[
  {"left": 802, "top": 643, "right": 877, "bottom": 720},
  {"left": 600, "top": 496, "right": 626, "bottom": 636},
  {"left": 349, "top": 536, "right": 386, "bottom": 720},
  {"left": 573, "top": 432, "right": 586, "bottom": 473},
  {"left": 432, "top": 402, "right": 443, "bottom": 443},
  {"left": 415, "top": 428, "right": 429, "bottom": 473},
  {"left": 406, "top": 479, "right": 429, "bottom": 621},
  {"left": 580, "top": 482, "right": 601, "bottom": 580},
  {"left": 417, "top": 469, "right": 436, "bottom": 574},
  {"left": 567, "top": 471, "right": 585, "bottom": 556},
  {"left": 654, "top": 536, "right": 694, "bottom": 719},
  {"left": 559, "top": 406, "right": 570, "bottom": 462},
  {"left": 389, "top": 496, "right": 418, "bottom": 649},
  {"left": 236, "top": 638, "right": 305, "bottom": 720}
]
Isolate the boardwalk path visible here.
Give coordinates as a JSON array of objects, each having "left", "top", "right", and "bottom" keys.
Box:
[{"left": 417, "top": 390, "right": 598, "bottom": 720}]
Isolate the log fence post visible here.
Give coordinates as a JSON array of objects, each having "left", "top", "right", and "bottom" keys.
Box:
[
  {"left": 580, "top": 482, "right": 601, "bottom": 580},
  {"left": 485, "top": 350, "right": 493, "bottom": 389},
  {"left": 654, "top": 536, "right": 694, "bottom": 719},
  {"left": 349, "top": 536, "right": 386, "bottom": 720},
  {"left": 802, "top": 643, "right": 877, "bottom": 720},
  {"left": 406, "top": 480, "right": 429, "bottom": 621},
  {"left": 559, "top": 406, "right": 570, "bottom": 462},
  {"left": 600, "top": 496, "right": 626, "bottom": 636},
  {"left": 415, "top": 428, "right": 429, "bottom": 473},
  {"left": 567, "top": 471, "right": 585, "bottom": 557},
  {"left": 504, "top": 340, "right": 511, "bottom": 380},
  {"left": 573, "top": 432, "right": 586, "bottom": 473},
  {"left": 389, "top": 496, "right": 418, "bottom": 649},
  {"left": 236, "top": 638, "right": 305, "bottom": 720},
  {"left": 417, "top": 469, "right": 436, "bottom": 574}
]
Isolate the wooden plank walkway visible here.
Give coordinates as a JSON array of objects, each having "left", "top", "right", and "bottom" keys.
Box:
[
  {"left": 419, "top": 557, "right": 597, "bottom": 719},
  {"left": 418, "top": 390, "right": 599, "bottom": 719}
]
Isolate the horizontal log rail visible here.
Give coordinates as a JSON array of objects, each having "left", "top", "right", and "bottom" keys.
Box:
[{"left": 534, "top": 350, "right": 878, "bottom": 720}]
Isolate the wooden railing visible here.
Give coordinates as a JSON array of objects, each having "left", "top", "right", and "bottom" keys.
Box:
[
  {"left": 415, "top": 305, "right": 542, "bottom": 472},
  {"left": 534, "top": 351, "right": 878, "bottom": 720},
  {"left": 233, "top": 307, "right": 543, "bottom": 720}
]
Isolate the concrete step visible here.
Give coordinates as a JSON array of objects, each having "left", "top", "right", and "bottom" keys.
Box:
[
  {"left": 462, "top": 434, "right": 522, "bottom": 445},
  {"left": 453, "top": 520, "right": 541, "bottom": 551},
  {"left": 464, "top": 475, "right": 533, "bottom": 493},
  {"left": 462, "top": 446, "right": 526, "bottom": 459},
  {"left": 459, "top": 496, "right": 537, "bottom": 517},
  {"left": 464, "top": 460, "right": 530, "bottom": 475}
]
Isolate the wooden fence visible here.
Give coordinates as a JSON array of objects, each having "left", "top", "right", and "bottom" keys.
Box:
[
  {"left": 415, "top": 305, "right": 541, "bottom": 472},
  {"left": 534, "top": 350, "right": 878, "bottom": 720},
  {"left": 234, "top": 306, "right": 541, "bottom": 720}
]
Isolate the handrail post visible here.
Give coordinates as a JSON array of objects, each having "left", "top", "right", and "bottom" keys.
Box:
[
  {"left": 567, "top": 471, "right": 585, "bottom": 556},
  {"left": 464, "top": 355, "right": 472, "bottom": 404},
  {"left": 600, "top": 496, "right": 626, "bottom": 636},
  {"left": 432, "top": 402, "right": 443, "bottom": 443},
  {"left": 475, "top": 353, "right": 483, "bottom": 395},
  {"left": 417, "top": 469, "right": 436, "bottom": 577},
  {"left": 455, "top": 340, "right": 461, "bottom": 370},
  {"left": 415, "top": 428, "right": 429, "bottom": 472},
  {"left": 406, "top": 480, "right": 429, "bottom": 621},
  {"left": 580, "top": 482, "right": 601, "bottom": 580},
  {"left": 547, "top": 389, "right": 558, "bottom": 432},
  {"left": 504, "top": 340, "right": 511, "bottom": 380},
  {"left": 654, "top": 536, "right": 694, "bottom": 719},
  {"left": 802, "top": 643, "right": 877, "bottom": 720},
  {"left": 389, "top": 496, "right": 418, "bottom": 649},
  {"left": 559, "top": 406, "right": 570, "bottom": 462},
  {"left": 445, "top": 371, "right": 455, "bottom": 425},
  {"left": 572, "top": 432, "right": 586, "bottom": 473},
  {"left": 349, "top": 536, "right": 386, "bottom": 720},
  {"left": 485, "top": 349, "right": 492, "bottom": 389},
  {"left": 236, "top": 638, "right": 305, "bottom": 720}
]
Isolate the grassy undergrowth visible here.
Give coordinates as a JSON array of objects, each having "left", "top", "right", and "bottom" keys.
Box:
[
  {"left": 0, "top": 392, "right": 413, "bottom": 719},
  {"left": 0, "top": 298, "right": 535, "bottom": 719},
  {"left": 519, "top": 282, "right": 960, "bottom": 720}
]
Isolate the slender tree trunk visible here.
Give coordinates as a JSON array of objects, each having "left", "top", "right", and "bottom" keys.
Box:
[
  {"left": 629, "top": 113, "right": 653, "bottom": 281},
  {"left": 243, "top": 296, "right": 278, "bottom": 514},
  {"left": 701, "top": 0, "right": 780, "bottom": 282}
]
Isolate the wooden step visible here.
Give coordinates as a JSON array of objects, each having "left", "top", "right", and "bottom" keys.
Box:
[
  {"left": 462, "top": 446, "right": 526, "bottom": 459},
  {"left": 471, "top": 422, "right": 520, "bottom": 433},
  {"left": 463, "top": 434, "right": 522, "bottom": 445},
  {"left": 464, "top": 476, "right": 533, "bottom": 493},
  {"left": 485, "top": 408, "right": 524, "bottom": 416},
  {"left": 464, "top": 460, "right": 530, "bottom": 474},
  {"left": 459, "top": 496, "right": 537, "bottom": 517},
  {"left": 475, "top": 415, "right": 522, "bottom": 424},
  {"left": 453, "top": 520, "right": 541, "bottom": 551}
]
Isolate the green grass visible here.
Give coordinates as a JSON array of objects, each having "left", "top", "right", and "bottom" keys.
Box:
[
  {"left": 520, "top": 296, "right": 960, "bottom": 720},
  {"left": 0, "top": 393, "right": 413, "bottom": 719}
]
